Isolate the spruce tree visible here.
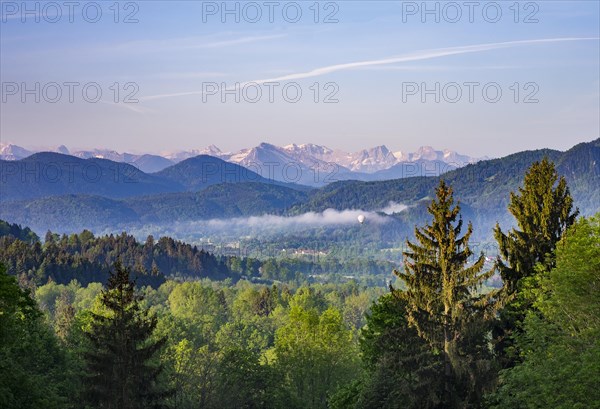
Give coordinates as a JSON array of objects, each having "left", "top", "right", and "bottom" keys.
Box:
[
  {"left": 494, "top": 157, "right": 578, "bottom": 293},
  {"left": 395, "top": 180, "right": 497, "bottom": 408},
  {"left": 84, "top": 261, "right": 169, "bottom": 409},
  {"left": 493, "top": 158, "right": 578, "bottom": 365}
]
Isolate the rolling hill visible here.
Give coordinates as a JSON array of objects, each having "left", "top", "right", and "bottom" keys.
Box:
[
  {"left": 0, "top": 182, "right": 308, "bottom": 233},
  {"left": 0, "top": 152, "right": 182, "bottom": 202},
  {"left": 0, "top": 152, "right": 308, "bottom": 203},
  {"left": 154, "top": 154, "right": 304, "bottom": 191}
]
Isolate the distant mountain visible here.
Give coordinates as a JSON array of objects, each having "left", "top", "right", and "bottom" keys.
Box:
[
  {"left": 393, "top": 146, "right": 478, "bottom": 164},
  {"left": 0, "top": 144, "right": 177, "bottom": 173},
  {"left": 72, "top": 149, "right": 175, "bottom": 173},
  {"left": 214, "top": 143, "right": 479, "bottom": 183},
  {"left": 347, "top": 145, "right": 398, "bottom": 172},
  {"left": 211, "top": 142, "right": 358, "bottom": 187},
  {"left": 125, "top": 182, "right": 308, "bottom": 223},
  {"left": 163, "top": 144, "right": 224, "bottom": 162},
  {"left": 370, "top": 159, "right": 459, "bottom": 180},
  {"left": 0, "top": 143, "right": 33, "bottom": 160},
  {"left": 1, "top": 142, "right": 484, "bottom": 184},
  {"left": 0, "top": 152, "right": 182, "bottom": 202},
  {"left": 131, "top": 155, "right": 175, "bottom": 173},
  {"left": 155, "top": 154, "right": 305, "bottom": 191},
  {"left": 0, "top": 152, "right": 311, "bottom": 204},
  {"left": 292, "top": 138, "right": 599, "bottom": 240}
]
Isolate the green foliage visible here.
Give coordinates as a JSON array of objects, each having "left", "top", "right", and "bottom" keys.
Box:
[
  {"left": 493, "top": 158, "right": 578, "bottom": 365},
  {"left": 0, "top": 219, "right": 39, "bottom": 243},
  {"left": 0, "top": 228, "right": 237, "bottom": 287},
  {"left": 395, "top": 180, "right": 497, "bottom": 407},
  {"left": 274, "top": 291, "right": 360, "bottom": 409},
  {"left": 83, "top": 262, "right": 170, "bottom": 409},
  {"left": 212, "top": 348, "right": 288, "bottom": 409},
  {"left": 488, "top": 215, "right": 600, "bottom": 409},
  {"left": 333, "top": 293, "right": 443, "bottom": 409},
  {"left": 0, "top": 263, "right": 74, "bottom": 409},
  {"left": 494, "top": 158, "right": 579, "bottom": 292}
]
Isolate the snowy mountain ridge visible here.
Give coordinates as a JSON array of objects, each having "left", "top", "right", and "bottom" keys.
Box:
[{"left": 1, "top": 142, "right": 485, "bottom": 178}]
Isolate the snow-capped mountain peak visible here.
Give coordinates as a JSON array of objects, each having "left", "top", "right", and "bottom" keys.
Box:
[
  {"left": 1, "top": 142, "right": 485, "bottom": 182},
  {"left": 0, "top": 143, "right": 34, "bottom": 160},
  {"left": 55, "top": 145, "right": 70, "bottom": 155},
  {"left": 347, "top": 145, "right": 397, "bottom": 172}
]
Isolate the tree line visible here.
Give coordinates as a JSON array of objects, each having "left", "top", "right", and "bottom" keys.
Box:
[{"left": 0, "top": 221, "right": 397, "bottom": 289}]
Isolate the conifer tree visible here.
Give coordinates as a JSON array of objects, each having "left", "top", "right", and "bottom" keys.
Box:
[
  {"left": 494, "top": 158, "right": 578, "bottom": 293},
  {"left": 395, "top": 180, "right": 497, "bottom": 407},
  {"left": 54, "top": 291, "right": 75, "bottom": 342},
  {"left": 84, "top": 261, "right": 169, "bottom": 409},
  {"left": 493, "top": 158, "right": 578, "bottom": 364}
]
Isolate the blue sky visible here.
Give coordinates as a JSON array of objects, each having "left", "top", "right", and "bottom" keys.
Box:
[{"left": 1, "top": 1, "right": 599, "bottom": 156}]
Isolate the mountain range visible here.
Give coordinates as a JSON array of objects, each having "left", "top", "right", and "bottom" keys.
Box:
[
  {"left": 0, "top": 142, "right": 484, "bottom": 186},
  {"left": 0, "top": 138, "right": 597, "bottom": 241},
  {"left": 0, "top": 152, "right": 300, "bottom": 202}
]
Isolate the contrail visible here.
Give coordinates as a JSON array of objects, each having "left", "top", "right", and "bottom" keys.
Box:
[{"left": 141, "top": 37, "right": 599, "bottom": 101}]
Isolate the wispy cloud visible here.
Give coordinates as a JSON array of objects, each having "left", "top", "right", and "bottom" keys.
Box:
[
  {"left": 141, "top": 37, "right": 599, "bottom": 101},
  {"left": 197, "top": 34, "right": 287, "bottom": 48},
  {"left": 110, "top": 33, "right": 286, "bottom": 54},
  {"left": 98, "top": 100, "right": 154, "bottom": 115},
  {"left": 144, "top": 71, "right": 229, "bottom": 80},
  {"left": 353, "top": 64, "right": 523, "bottom": 71}
]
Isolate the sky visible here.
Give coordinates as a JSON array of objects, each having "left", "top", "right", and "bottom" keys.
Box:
[{"left": 1, "top": 0, "right": 599, "bottom": 157}]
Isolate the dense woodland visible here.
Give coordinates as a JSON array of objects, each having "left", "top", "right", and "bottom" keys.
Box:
[
  {"left": 0, "top": 219, "right": 397, "bottom": 289},
  {"left": 1, "top": 159, "right": 599, "bottom": 408}
]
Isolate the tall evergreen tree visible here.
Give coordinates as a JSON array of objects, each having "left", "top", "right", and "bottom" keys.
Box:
[
  {"left": 395, "top": 180, "right": 497, "bottom": 408},
  {"left": 494, "top": 158, "right": 578, "bottom": 293},
  {"left": 493, "top": 158, "right": 578, "bottom": 365},
  {"left": 84, "top": 261, "right": 169, "bottom": 409}
]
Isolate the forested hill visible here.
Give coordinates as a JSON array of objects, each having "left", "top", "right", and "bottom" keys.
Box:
[
  {"left": 0, "top": 182, "right": 309, "bottom": 233},
  {"left": 155, "top": 154, "right": 306, "bottom": 191},
  {"left": 0, "top": 222, "right": 236, "bottom": 287},
  {"left": 294, "top": 139, "right": 599, "bottom": 216},
  {"left": 0, "top": 152, "right": 307, "bottom": 203},
  {"left": 0, "top": 219, "right": 39, "bottom": 244},
  {"left": 0, "top": 152, "right": 182, "bottom": 202}
]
